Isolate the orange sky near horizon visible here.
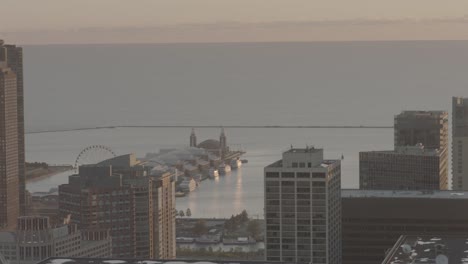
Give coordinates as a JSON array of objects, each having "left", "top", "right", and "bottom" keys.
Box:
[{"left": 2, "top": 0, "right": 468, "bottom": 44}]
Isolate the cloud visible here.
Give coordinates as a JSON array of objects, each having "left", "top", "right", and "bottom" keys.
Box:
[{"left": 3, "top": 17, "right": 468, "bottom": 45}]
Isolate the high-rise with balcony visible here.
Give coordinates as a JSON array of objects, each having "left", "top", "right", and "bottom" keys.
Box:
[
  {"left": 59, "top": 154, "right": 176, "bottom": 259},
  {"left": 453, "top": 97, "right": 468, "bottom": 190},
  {"left": 394, "top": 111, "right": 448, "bottom": 189},
  {"left": 264, "top": 147, "right": 341, "bottom": 264}
]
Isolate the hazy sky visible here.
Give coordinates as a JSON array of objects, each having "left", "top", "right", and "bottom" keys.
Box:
[{"left": 2, "top": 0, "right": 468, "bottom": 43}]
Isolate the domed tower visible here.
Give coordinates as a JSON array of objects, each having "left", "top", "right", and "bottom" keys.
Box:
[
  {"left": 220, "top": 127, "right": 227, "bottom": 157},
  {"left": 190, "top": 128, "right": 197, "bottom": 147}
]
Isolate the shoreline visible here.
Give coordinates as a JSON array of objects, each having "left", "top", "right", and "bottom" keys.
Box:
[{"left": 26, "top": 166, "right": 73, "bottom": 182}]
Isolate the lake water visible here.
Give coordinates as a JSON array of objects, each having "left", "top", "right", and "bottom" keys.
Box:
[
  {"left": 26, "top": 126, "right": 392, "bottom": 218},
  {"left": 23, "top": 40, "right": 468, "bottom": 217}
]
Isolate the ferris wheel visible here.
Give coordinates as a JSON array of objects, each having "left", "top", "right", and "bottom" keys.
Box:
[{"left": 74, "top": 145, "right": 117, "bottom": 172}]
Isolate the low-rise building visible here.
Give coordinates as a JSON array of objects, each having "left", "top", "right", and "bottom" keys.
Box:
[
  {"left": 382, "top": 235, "right": 459, "bottom": 264},
  {"left": 360, "top": 144, "right": 447, "bottom": 190},
  {"left": 342, "top": 189, "right": 468, "bottom": 264},
  {"left": 0, "top": 216, "right": 111, "bottom": 264}
]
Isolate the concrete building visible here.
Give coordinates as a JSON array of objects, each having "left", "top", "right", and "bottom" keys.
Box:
[
  {"left": 0, "top": 40, "right": 25, "bottom": 217},
  {"left": 453, "top": 97, "right": 468, "bottom": 190},
  {"left": 0, "top": 51, "right": 19, "bottom": 230},
  {"left": 342, "top": 189, "right": 468, "bottom": 264},
  {"left": 360, "top": 144, "right": 446, "bottom": 190},
  {"left": 264, "top": 147, "right": 341, "bottom": 264},
  {"left": 58, "top": 154, "right": 176, "bottom": 259},
  {"left": 0, "top": 216, "right": 112, "bottom": 264}
]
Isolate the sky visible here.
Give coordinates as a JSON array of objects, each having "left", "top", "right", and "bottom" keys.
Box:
[{"left": 2, "top": 0, "right": 468, "bottom": 44}]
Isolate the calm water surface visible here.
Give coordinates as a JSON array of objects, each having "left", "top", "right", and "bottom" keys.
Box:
[
  {"left": 26, "top": 127, "right": 393, "bottom": 218},
  {"left": 23, "top": 41, "right": 468, "bottom": 217}
]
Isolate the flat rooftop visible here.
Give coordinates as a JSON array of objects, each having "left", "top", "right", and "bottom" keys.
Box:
[
  {"left": 383, "top": 235, "right": 466, "bottom": 264},
  {"left": 342, "top": 189, "right": 468, "bottom": 199},
  {"left": 396, "top": 110, "right": 447, "bottom": 118},
  {"left": 266, "top": 159, "right": 339, "bottom": 168},
  {"left": 36, "top": 258, "right": 303, "bottom": 264}
]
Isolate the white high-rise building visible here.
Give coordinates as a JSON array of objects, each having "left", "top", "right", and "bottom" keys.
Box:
[
  {"left": 453, "top": 97, "right": 468, "bottom": 190},
  {"left": 264, "top": 147, "right": 341, "bottom": 264}
]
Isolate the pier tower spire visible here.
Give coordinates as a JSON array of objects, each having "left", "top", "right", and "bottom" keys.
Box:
[
  {"left": 220, "top": 127, "right": 227, "bottom": 158},
  {"left": 190, "top": 128, "right": 197, "bottom": 147}
]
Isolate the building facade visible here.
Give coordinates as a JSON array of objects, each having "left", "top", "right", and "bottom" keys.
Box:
[
  {"left": 453, "top": 97, "right": 468, "bottom": 190},
  {"left": 394, "top": 111, "right": 448, "bottom": 150},
  {"left": 59, "top": 154, "right": 176, "bottom": 259},
  {"left": 264, "top": 147, "right": 341, "bottom": 264},
  {"left": 394, "top": 111, "right": 448, "bottom": 189},
  {"left": 360, "top": 144, "right": 446, "bottom": 190},
  {"left": 0, "top": 216, "right": 112, "bottom": 264},
  {"left": 0, "top": 51, "right": 19, "bottom": 230},
  {"left": 0, "top": 41, "right": 25, "bottom": 217},
  {"left": 342, "top": 190, "right": 468, "bottom": 264}
]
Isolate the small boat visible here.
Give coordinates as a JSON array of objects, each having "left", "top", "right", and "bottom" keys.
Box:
[
  {"left": 241, "top": 159, "right": 248, "bottom": 164},
  {"left": 179, "top": 178, "right": 197, "bottom": 193},
  {"left": 209, "top": 168, "right": 219, "bottom": 178},
  {"left": 175, "top": 192, "right": 186, "bottom": 197},
  {"left": 230, "top": 159, "right": 242, "bottom": 169},
  {"left": 218, "top": 163, "right": 231, "bottom": 175}
]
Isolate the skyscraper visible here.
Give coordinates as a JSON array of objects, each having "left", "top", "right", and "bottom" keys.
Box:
[
  {"left": 0, "top": 40, "right": 25, "bottom": 218},
  {"left": 453, "top": 97, "right": 468, "bottom": 190},
  {"left": 394, "top": 111, "right": 448, "bottom": 188},
  {"left": 0, "top": 49, "right": 19, "bottom": 230},
  {"left": 0, "top": 41, "right": 25, "bottom": 216},
  {"left": 264, "top": 147, "right": 341, "bottom": 264}
]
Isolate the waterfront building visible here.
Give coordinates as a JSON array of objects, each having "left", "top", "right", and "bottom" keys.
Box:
[
  {"left": 264, "top": 147, "right": 341, "bottom": 264},
  {"left": 359, "top": 144, "right": 446, "bottom": 190},
  {"left": 0, "top": 46, "right": 19, "bottom": 230},
  {"left": 342, "top": 189, "right": 468, "bottom": 264},
  {"left": 453, "top": 97, "right": 468, "bottom": 190},
  {"left": 58, "top": 154, "right": 176, "bottom": 259},
  {"left": 0, "top": 216, "right": 112, "bottom": 264},
  {"left": 0, "top": 40, "right": 25, "bottom": 217}
]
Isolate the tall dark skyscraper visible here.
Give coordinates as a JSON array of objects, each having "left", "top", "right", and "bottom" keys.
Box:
[
  {"left": 453, "top": 97, "right": 468, "bottom": 190},
  {"left": 0, "top": 41, "right": 20, "bottom": 230},
  {"left": 0, "top": 40, "right": 25, "bottom": 217}
]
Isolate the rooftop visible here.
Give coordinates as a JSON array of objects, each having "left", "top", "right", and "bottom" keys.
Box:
[
  {"left": 342, "top": 189, "right": 468, "bottom": 199},
  {"left": 36, "top": 258, "right": 303, "bottom": 264},
  {"left": 396, "top": 110, "right": 447, "bottom": 117},
  {"left": 284, "top": 147, "right": 322, "bottom": 154},
  {"left": 361, "top": 144, "right": 440, "bottom": 156},
  {"left": 382, "top": 235, "right": 466, "bottom": 264}
]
